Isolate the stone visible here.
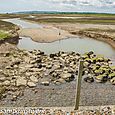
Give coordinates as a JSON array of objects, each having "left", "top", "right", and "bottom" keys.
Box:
[
  {"left": 84, "top": 62, "right": 90, "bottom": 67},
  {"left": 56, "top": 78, "right": 66, "bottom": 84},
  {"left": 110, "top": 66, "right": 115, "bottom": 71},
  {"left": 11, "top": 95, "right": 17, "bottom": 101},
  {"left": 30, "top": 60, "right": 37, "bottom": 64},
  {"left": 52, "top": 72, "right": 58, "bottom": 78},
  {"left": 41, "top": 81, "right": 50, "bottom": 86},
  {"left": 13, "top": 65, "right": 18, "bottom": 69},
  {"left": 3, "top": 80, "right": 10, "bottom": 86},
  {"left": 16, "top": 77, "right": 27, "bottom": 86},
  {"left": 95, "top": 74, "right": 108, "bottom": 83},
  {"left": 46, "top": 64, "right": 52, "bottom": 69},
  {"left": 84, "top": 76, "right": 94, "bottom": 83},
  {"left": 0, "top": 77, "right": 6, "bottom": 81},
  {"left": 61, "top": 73, "right": 75, "bottom": 82},
  {"left": 61, "top": 53, "right": 68, "bottom": 57},
  {"left": 30, "top": 76, "right": 38, "bottom": 83},
  {"left": 50, "top": 54, "right": 56, "bottom": 58},
  {"left": 82, "top": 54, "right": 89, "bottom": 59},
  {"left": 29, "top": 68, "right": 40, "bottom": 72},
  {"left": 0, "top": 87, "right": 6, "bottom": 99},
  {"left": 24, "top": 57, "right": 30, "bottom": 63},
  {"left": 94, "top": 69, "right": 104, "bottom": 75},
  {"left": 61, "top": 73, "right": 71, "bottom": 79},
  {"left": 25, "top": 64, "right": 34, "bottom": 68},
  {"left": 96, "top": 57, "right": 104, "bottom": 62},
  {"left": 5, "top": 66, "right": 12, "bottom": 69},
  {"left": 108, "top": 73, "right": 115, "bottom": 79},
  {"left": 110, "top": 77, "right": 115, "bottom": 85},
  {"left": 27, "top": 82, "right": 36, "bottom": 87},
  {"left": 25, "top": 72, "right": 32, "bottom": 77},
  {"left": 12, "top": 59, "right": 21, "bottom": 65}
]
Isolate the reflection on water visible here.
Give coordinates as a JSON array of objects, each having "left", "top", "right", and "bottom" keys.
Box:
[{"left": 18, "top": 37, "right": 115, "bottom": 57}]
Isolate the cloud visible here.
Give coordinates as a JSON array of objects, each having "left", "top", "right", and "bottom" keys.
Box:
[
  {"left": 48, "top": 0, "right": 115, "bottom": 7},
  {"left": 0, "top": 0, "right": 115, "bottom": 13}
]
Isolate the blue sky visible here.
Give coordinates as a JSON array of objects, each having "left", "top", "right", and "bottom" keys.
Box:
[{"left": 0, "top": 0, "right": 115, "bottom": 13}]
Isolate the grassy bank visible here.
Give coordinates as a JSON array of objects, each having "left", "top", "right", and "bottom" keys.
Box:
[
  {"left": 0, "top": 20, "right": 19, "bottom": 40},
  {"left": 23, "top": 17, "right": 115, "bottom": 25},
  {"left": 1, "top": 13, "right": 115, "bottom": 25},
  {"left": 0, "top": 14, "right": 28, "bottom": 19},
  {"left": 0, "top": 31, "right": 12, "bottom": 40},
  {"left": 0, "top": 20, "right": 18, "bottom": 31}
]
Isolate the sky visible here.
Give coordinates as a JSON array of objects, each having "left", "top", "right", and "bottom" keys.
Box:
[{"left": 0, "top": 0, "right": 115, "bottom": 13}]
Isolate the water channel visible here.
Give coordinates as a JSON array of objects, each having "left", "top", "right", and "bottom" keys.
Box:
[{"left": 3, "top": 18, "right": 115, "bottom": 57}]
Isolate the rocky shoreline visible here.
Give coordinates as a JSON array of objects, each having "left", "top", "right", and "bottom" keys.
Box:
[
  {"left": 0, "top": 50, "right": 115, "bottom": 87},
  {"left": 0, "top": 49, "right": 115, "bottom": 101}
]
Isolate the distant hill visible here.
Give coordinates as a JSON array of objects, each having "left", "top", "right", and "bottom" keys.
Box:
[
  {"left": 12, "top": 11, "right": 114, "bottom": 15},
  {"left": 12, "top": 11, "right": 58, "bottom": 14}
]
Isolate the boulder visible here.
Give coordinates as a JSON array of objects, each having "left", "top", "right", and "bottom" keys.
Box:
[
  {"left": 16, "top": 77, "right": 27, "bottom": 87},
  {"left": 110, "top": 66, "right": 115, "bottom": 71},
  {"left": 95, "top": 74, "right": 108, "bottom": 83},
  {"left": 84, "top": 76, "right": 94, "bottom": 83},
  {"left": 110, "top": 77, "right": 115, "bottom": 85},
  {"left": 3, "top": 80, "right": 10, "bottom": 86},
  {"left": 61, "top": 73, "right": 75, "bottom": 82},
  {"left": 41, "top": 81, "right": 50, "bottom": 86},
  {"left": 30, "top": 76, "right": 38, "bottom": 83},
  {"left": 108, "top": 73, "right": 115, "bottom": 79},
  {"left": 27, "top": 82, "right": 36, "bottom": 87},
  {"left": 54, "top": 78, "right": 66, "bottom": 84}
]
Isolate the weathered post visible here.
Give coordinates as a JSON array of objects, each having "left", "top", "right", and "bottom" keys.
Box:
[{"left": 74, "top": 60, "right": 84, "bottom": 110}]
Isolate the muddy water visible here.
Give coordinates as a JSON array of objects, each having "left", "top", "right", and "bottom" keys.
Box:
[
  {"left": 2, "top": 18, "right": 43, "bottom": 28},
  {"left": 4, "top": 18, "right": 115, "bottom": 57},
  {"left": 17, "top": 36, "right": 115, "bottom": 57}
]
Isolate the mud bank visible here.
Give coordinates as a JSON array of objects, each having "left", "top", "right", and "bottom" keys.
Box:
[
  {"left": 52, "top": 23, "right": 115, "bottom": 49},
  {"left": 70, "top": 30, "right": 115, "bottom": 49},
  {"left": 0, "top": 36, "right": 19, "bottom": 45},
  {"left": 18, "top": 27, "right": 73, "bottom": 43}
]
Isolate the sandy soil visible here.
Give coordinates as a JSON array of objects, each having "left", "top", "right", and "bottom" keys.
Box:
[
  {"left": 18, "top": 26, "right": 74, "bottom": 43},
  {"left": 51, "top": 23, "right": 115, "bottom": 31}
]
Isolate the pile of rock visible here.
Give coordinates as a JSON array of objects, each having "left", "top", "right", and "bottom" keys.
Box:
[
  {"left": 82, "top": 51, "right": 115, "bottom": 84},
  {"left": 0, "top": 50, "right": 115, "bottom": 89}
]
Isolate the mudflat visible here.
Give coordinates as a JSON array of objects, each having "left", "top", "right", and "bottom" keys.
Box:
[{"left": 18, "top": 26, "right": 74, "bottom": 43}]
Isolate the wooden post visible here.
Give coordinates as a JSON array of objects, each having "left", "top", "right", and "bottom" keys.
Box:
[{"left": 74, "top": 60, "right": 84, "bottom": 110}]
